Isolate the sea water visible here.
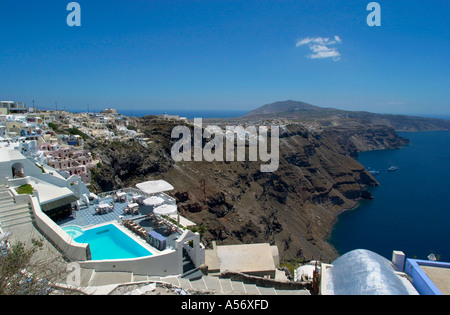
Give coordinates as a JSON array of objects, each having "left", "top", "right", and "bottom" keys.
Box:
[{"left": 329, "top": 131, "right": 450, "bottom": 261}]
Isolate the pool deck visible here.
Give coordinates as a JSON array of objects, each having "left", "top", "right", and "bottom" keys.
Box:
[
  {"left": 58, "top": 192, "right": 175, "bottom": 228},
  {"left": 57, "top": 190, "right": 184, "bottom": 250},
  {"left": 133, "top": 216, "right": 181, "bottom": 249}
]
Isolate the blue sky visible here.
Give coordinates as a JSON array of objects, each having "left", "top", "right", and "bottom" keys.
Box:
[{"left": 1, "top": 0, "right": 449, "bottom": 115}]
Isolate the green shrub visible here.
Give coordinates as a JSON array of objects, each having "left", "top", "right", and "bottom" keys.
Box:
[
  {"left": 68, "top": 127, "right": 89, "bottom": 140},
  {"left": 15, "top": 184, "right": 34, "bottom": 195},
  {"left": 47, "top": 122, "right": 58, "bottom": 131}
]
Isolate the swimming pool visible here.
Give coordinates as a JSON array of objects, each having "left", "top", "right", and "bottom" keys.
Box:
[
  {"left": 63, "top": 225, "right": 84, "bottom": 239},
  {"left": 73, "top": 223, "right": 153, "bottom": 260}
]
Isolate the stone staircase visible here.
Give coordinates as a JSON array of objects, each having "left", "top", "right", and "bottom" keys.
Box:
[
  {"left": 76, "top": 238, "right": 310, "bottom": 295},
  {"left": 79, "top": 268, "right": 310, "bottom": 295},
  {"left": 147, "top": 274, "right": 310, "bottom": 295},
  {"left": 0, "top": 186, "right": 34, "bottom": 230},
  {"left": 181, "top": 249, "right": 203, "bottom": 281}
]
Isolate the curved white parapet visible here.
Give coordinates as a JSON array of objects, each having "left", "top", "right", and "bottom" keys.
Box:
[
  {"left": 29, "top": 195, "right": 91, "bottom": 261},
  {"left": 78, "top": 247, "right": 180, "bottom": 277}
]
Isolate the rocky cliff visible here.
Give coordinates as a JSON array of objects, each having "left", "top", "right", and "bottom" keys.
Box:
[{"left": 87, "top": 116, "right": 408, "bottom": 262}]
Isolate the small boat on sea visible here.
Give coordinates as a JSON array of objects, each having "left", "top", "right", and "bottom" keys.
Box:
[
  {"left": 388, "top": 166, "right": 398, "bottom": 172},
  {"left": 369, "top": 170, "right": 380, "bottom": 175}
]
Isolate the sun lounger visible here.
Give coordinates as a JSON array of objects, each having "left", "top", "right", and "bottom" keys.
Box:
[
  {"left": 138, "top": 228, "right": 147, "bottom": 238},
  {"left": 165, "top": 225, "right": 178, "bottom": 234}
]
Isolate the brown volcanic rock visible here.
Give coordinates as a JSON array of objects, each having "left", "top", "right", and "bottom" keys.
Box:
[{"left": 88, "top": 117, "right": 407, "bottom": 262}]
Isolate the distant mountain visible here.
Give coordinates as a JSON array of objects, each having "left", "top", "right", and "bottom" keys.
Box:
[
  {"left": 244, "top": 100, "right": 345, "bottom": 118},
  {"left": 243, "top": 100, "right": 450, "bottom": 132}
]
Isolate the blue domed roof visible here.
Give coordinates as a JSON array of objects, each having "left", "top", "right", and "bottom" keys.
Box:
[{"left": 326, "top": 249, "right": 411, "bottom": 295}]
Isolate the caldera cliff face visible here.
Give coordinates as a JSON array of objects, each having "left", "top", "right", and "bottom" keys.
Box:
[{"left": 87, "top": 117, "right": 408, "bottom": 262}]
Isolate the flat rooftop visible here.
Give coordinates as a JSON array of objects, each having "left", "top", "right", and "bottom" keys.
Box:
[
  {"left": 32, "top": 181, "right": 76, "bottom": 206},
  {"left": 213, "top": 243, "right": 276, "bottom": 275},
  {"left": 406, "top": 258, "right": 450, "bottom": 295},
  {"left": 420, "top": 265, "right": 450, "bottom": 295}
]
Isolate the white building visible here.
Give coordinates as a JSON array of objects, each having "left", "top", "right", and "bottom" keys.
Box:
[
  {"left": 0, "top": 148, "right": 88, "bottom": 219},
  {"left": 320, "top": 249, "right": 419, "bottom": 295},
  {"left": 0, "top": 101, "right": 29, "bottom": 114}
]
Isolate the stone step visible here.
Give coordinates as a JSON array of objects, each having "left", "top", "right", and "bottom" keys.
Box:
[
  {"left": 0, "top": 198, "right": 15, "bottom": 206},
  {"left": 0, "top": 209, "right": 31, "bottom": 223},
  {"left": 0, "top": 188, "right": 12, "bottom": 194},
  {"left": 0, "top": 204, "right": 31, "bottom": 216},
  {"left": 178, "top": 277, "right": 194, "bottom": 290},
  {"left": 256, "top": 286, "right": 277, "bottom": 295},
  {"left": 133, "top": 274, "right": 149, "bottom": 282},
  {"left": 0, "top": 204, "right": 32, "bottom": 223},
  {"left": 77, "top": 270, "right": 311, "bottom": 296},
  {"left": 181, "top": 267, "right": 202, "bottom": 281},
  {"left": 243, "top": 283, "right": 260, "bottom": 295},
  {"left": 147, "top": 276, "right": 162, "bottom": 282},
  {"left": 201, "top": 276, "right": 220, "bottom": 292},
  {"left": 0, "top": 216, "right": 34, "bottom": 229},
  {"left": 231, "top": 280, "right": 247, "bottom": 294},
  {"left": 88, "top": 271, "right": 133, "bottom": 287},
  {"left": 218, "top": 278, "right": 233, "bottom": 293},
  {"left": 81, "top": 269, "right": 95, "bottom": 287},
  {"left": 190, "top": 277, "right": 209, "bottom": 291}
]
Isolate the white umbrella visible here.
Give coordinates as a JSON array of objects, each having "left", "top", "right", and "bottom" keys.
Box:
[
  {"left": 143, "top": 196, "right": 164, "bottom": 206},
  {"left": 136, "top": 180, "right": 174, "bottom": 194},
  {"left": 153, "top": 204, "right": 177, "bottom": 216}
]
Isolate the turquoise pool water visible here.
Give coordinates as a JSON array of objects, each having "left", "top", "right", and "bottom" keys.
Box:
[{"left": 74, "top": 224, "right": 152, "bottom": 260}]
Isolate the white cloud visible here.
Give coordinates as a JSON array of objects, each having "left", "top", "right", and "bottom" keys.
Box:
[{"left": 296, "top": 36, "right": 342, "bottom": 61}]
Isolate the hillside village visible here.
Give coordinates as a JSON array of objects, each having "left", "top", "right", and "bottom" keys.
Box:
[
  {"left": 0, "top": 100, "right": 302, "bottom": 295},
  {"left": 0, "top": 101, "right": 157, "bottom": 186}
]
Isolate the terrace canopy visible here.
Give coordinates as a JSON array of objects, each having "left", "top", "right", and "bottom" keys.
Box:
[
  {"left": 143, "top": 196, "right": 164, "bottom": 206},
  {"left": 136, "top": 180, "right": 174, "bottom": 195},
  {"left": 153, "top": 204, "right": 177, "bottom": 216}
]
